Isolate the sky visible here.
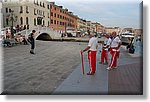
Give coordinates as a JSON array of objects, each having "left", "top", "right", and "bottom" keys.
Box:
[{"left": 48, "top": 0, "right": 142, "bottom": 29}]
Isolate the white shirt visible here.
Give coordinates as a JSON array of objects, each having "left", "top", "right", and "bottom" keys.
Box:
[
  {"left": 111, "top": 36, "right": 121, "bottom": 51},
  {"left": 111, "top": 36, "right": 121, "bottom": 48},
  {"left": 88, "top": 37, "right": 98, "bottom": 51},
  {"left": 103, "top": 38, "right": 112, "bottom": 50}
]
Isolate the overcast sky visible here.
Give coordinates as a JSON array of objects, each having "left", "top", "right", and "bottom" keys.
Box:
[{"left": 48, "top": 0, "right": 142, "bottom": 29}]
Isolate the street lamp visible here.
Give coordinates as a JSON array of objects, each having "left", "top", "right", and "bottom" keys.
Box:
[{"left": 10, "top": 10, "right": 17, "bottom": 38}]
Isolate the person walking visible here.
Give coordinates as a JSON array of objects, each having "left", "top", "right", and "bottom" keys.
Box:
[
  {"left": 82, "top": 33, "right": 98, "bottom": 75},
  {"left": 107, "top": 32, "right": 121, "bottom": 70},
  {"left": 28, "top": 30, "right": 36, "bottom": 54},
  {"left": 99, "top": 34, "right": 112, "bottom": 65}
]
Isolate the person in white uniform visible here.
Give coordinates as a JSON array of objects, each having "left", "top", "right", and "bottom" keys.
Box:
[{"left": 107, "top": 32, "right": 121, "bottom": 70}]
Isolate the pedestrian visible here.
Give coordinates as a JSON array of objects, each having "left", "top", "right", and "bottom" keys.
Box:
[
  {"left": 107, "top": 32, "right": 121, "bottom": 70},
  {"left": 28, "top": 30, "right": 36, "bottom": 54},
  {"left": 99, "top": 34, "right": 112, "bottom": 65},
  {"left": 82, "top": 33, "right": 98, "bottom": 75}
]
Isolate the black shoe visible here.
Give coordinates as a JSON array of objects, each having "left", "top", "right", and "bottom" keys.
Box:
[
  {"left": 87, "top": 72, "right": 94, "bottom": 75},
  {"left": 30, "top": 51, "right": 35, "bottom": 54}
]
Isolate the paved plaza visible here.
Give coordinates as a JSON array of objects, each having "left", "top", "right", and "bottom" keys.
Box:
[
  {"left": 53, "top": 47, "right": 143, "bottom": 95},
  {"left": 2, "top": 40, "right": 143, "bottom": 95}
]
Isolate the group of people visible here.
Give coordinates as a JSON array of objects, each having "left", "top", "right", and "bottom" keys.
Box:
[
  {"left": 14, "top": 25, "right": 30, "bottom": 33},
  {"left": 14, "top": 34, "right": 28, "bottom": 45},
  {"left": 82, "top": 31, "right": 121, "bottom": 75}
]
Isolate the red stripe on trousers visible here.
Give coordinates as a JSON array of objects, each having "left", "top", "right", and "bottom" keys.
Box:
[
  {"left": 100, "top": 49, "right": 108, "bottom": 63},
  {"left": 109, "top": 50, "right": 120, "bottom": 68},
  {"left": 88, "top": 51, "right": 97, "bottom": 74}
]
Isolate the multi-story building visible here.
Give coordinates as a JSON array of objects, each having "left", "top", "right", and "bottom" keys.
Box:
[
  {"left": 77, "top": 18, "right": 87, "bottom": 33},
  {"left": 2, "top": 0, "right": 50, "bottom": 29},
  {"left": 105, "top": 27, "right": 121, "bottom": 34},
  {"left": 86, "top": 21, "right": 95, "bottom": 34},
  {"left": 91, "top": 22, "right": 105, "bottom": 34},
  {"left": 49, "top": 2, "right": 78, "bottom": 33}
]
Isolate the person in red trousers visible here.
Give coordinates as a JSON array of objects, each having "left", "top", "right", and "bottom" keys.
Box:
[
  {"left": 107, "top": 32, "right": 121, "bottom": 70},
  {"left": 100, "top": 34, "right": 112, "bottom": 65},
  {"left": 82, "top": 33, "right": 98, "bottom": 75}
]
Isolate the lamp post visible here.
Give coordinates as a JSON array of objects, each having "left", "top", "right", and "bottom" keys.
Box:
[{"left": 10, "top": 10, "right": 17, "bottom": 38}]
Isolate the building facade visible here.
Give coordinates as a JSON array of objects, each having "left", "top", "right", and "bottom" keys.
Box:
[
  {"left": 86, "top": 21, "right": 95, "bottom": 34},
  {"left": 91, "top": 22, "right": 105, "bottom": 34},
  {"left": 105, "top": 27, "right": 121, "bottom": 34},
  {"left": 77, "top": 18, "right": 87, "bottom": 33},
  {"left": 49, "top": 2, "right": 78, "bottom": 33},
  {"left": 2, "top": 0, "right": 50, "bottom": 29}
]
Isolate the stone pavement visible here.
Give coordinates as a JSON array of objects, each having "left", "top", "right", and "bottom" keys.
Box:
[
  {"left": 53, "top": 47, "right": 143, "bottom": 95},
  {"left": 2, "top": 41, "right": 87, "bottom": 94}
]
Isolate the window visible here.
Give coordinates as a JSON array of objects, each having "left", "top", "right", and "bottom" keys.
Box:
[
  {"left": 48, "top": 21, "right": 50, "bottom": 26},
  {"left": 6, "top": 8, "right": 8, "bottom": 13},
  {"left": 60, "top": 15, "right": 62, "bottom": 19},
  {"left": 51, "top": 20, "right": 53, "bottom": 24},
  {"left": 26, "top": 17, "right": 28, "bottom": 25},
  {"left": 57, "top": 14, "right": 59, "bottom": 18},
  {"left": 47, "top": 4, "right": 49, "bottom": 9},
  {"left": 54, "top": 7, "right": 56, "bottom": 10},
  {"left": 6, "top": 18, "right": 9, "bottom": 25},
  {"left": 48, "top": 13, "right": 49, "bottom": 18},
  {"left": 54, "top": 13, "right": 56, "bottom": 17},
  {"left": 54, "top": 20, "right": 56, "bottom": 24},
  {"left": 40, "top": 2, "right": 42, "bottom": 6},
  {"left": 26, "top": 6, "right": 29, "bottom": 13},
  {"left": 57, "top": 21, "right": 59, "bottom": 25},
  {"left": 20, "top": 6, "right": 23, "bottom": 13},
  {"left": 9, "top": 8, "right": 11, "bottom": 12},
  {"left": 20, "top": 17, "right": 23, "bottom": 25},
  {"left": 37, "top": 0, "right": 39, "bottom": 5},
  {"left": 43, "top": 3, "right": 45, "bottom": 8},
  {"left": 34, "top": 9, "right": 36, "bottom": 15},
  {"left": 51, "top": 12, "right": 53, "bottom": 16},
  {"left": 34, "top": 18, "right": 36, "bottom": 26}
]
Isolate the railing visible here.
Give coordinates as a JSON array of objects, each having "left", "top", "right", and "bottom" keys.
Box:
[{"left": 1, "top": 26, "right": 61, "bottom": 39}]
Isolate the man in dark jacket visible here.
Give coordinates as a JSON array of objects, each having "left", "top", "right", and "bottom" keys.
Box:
[{"left": 28, "top": 30, "right": 36, "bottom": 54}]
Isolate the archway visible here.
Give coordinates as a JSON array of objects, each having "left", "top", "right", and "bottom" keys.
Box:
[{"left": 36, "top": 33, "right": 52, "bottom": 41}]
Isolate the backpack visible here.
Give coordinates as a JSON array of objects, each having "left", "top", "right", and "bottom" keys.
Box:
[{"left": 129, "top": 45, "right": 135, "bottom": 54}]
